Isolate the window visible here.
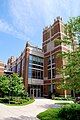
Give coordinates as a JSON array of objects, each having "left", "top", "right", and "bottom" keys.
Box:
[
  {"left": 40, "top": 58, "right": 43, "bottom": 65},
  {"left": 41, "top": 71, "right": 43, "bottom": 79},
  {"left": 32, "top": 69, "right": 36, "bottom": 78},
  {"left": 52, "top": 69, "right": 55, "bottom": 78},
  {"left": 29, "top": 55, "right": 33, "bottom": 61},
  {"left": 48, "top": 70, "right": 51, "bottom": 79},
  {"left": 52, "top": 55, "right": 54, "bottom": 63},
  {"left": 43, "top": 45, "right": 47, "bottom": 53},
  {"left": 28, "top": 68, "right": 32, "bottom": 78},
  {"left": 29, "top": 55, "right": 43, "bottom": 66},
  {"left": 51, "top": 28, "right": 54, "bottom": 36},
  {"left": 48, "top": 69, "right": 56, "bottom": 79},
  {"left": 48, "top": 56, "right": 51, "bottom": 65},
  {"left": 28, "top": 68, "right": 43, "bottom": 79},
  {"left": 28, "top": 54, "right": 43, "bottom": 79},
  {"left": 37, "top": 70, "right": 40, "bottom": 79}
]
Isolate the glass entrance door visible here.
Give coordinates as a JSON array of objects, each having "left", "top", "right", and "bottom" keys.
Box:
[{"left": 30, "top": 88, "right": 41, "bottom": 97}]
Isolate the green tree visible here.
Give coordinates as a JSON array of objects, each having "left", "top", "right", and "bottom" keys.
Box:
[
  {"left": 0, "top": 74, "right": 25, "bottom": 98},
  {"left": 60, "top": 49, "right": 80, "bottom": 96},
  {"left": 9, "top": 73, "right": 25, "bottom": 97},
  {"left": 59, "top": 16, "right": 80, "bottom": 97},
  {"left": 0, "top": 75, "right": 9, "bottom": 96},
  {"left": 65, "top": 16, "right": 80, "bottom": 49}
]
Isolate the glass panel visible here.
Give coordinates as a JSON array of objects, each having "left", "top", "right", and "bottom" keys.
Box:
[
  {"left": 48, "top": 70, "right": 51, "bottom": 79},
  {"left": 52, "top": 69, "right": 55, "bottom": 78},
  {"left": 29, "top": 55, "right": 43, "bottom": 66},
  {"left": 37, "top": 70, "right": 40, "bottom": 79},
  {"left": 32, "top": 69, "right": 36, "bottom": 78},
  {"left": 28, "top": 68, "right": 32, "bottom": 78},
  {"left": 41, "top": 71, "right": 43, "bottom": 79},
  {"left": 47, "top": 56, "right": 51, "bottom": 65},
  {"left": 29, "top": 55, "right": 33, "bottom": 60}
]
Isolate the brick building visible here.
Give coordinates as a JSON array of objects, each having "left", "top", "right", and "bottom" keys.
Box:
[
  {"left": 7, "top": 42, "right": 44, "bottom": 97},
  {"left": 43, "top": 16, "right": 69, "bottom": 97},
  {"left": 7, "top": 17, "right": 73, "bottom": 97}
]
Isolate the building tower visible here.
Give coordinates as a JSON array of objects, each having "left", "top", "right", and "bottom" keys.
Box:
[{"left": 42, "top": 16, "right": 69, "bottom": 97}]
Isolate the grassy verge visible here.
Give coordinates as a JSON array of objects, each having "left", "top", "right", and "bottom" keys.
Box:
[
  {"left": 37, "top": 108, "right": 60, "bottom": 120},
  {"left": 0, "top": 97, "right": 35, "bottom": 106},
  {"left": 55, "top": 102, "right": 70, "bottom": 106},
  {"left": 37, "top": 104, "right": 80, "bottom": 120},
  {"left": 7, "top": 99, "right": 35, "bottom": 106}
]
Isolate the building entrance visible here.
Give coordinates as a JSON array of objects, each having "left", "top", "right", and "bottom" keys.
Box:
[{"left": 30, "top": 88, "right": 41, "bottom": 98}]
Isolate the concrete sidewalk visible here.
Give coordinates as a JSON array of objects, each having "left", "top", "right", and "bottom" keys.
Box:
[{"left": 0, "top": 98, "right": 73, "bottom": 120}]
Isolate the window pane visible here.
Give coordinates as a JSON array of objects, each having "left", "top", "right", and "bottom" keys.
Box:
[
  {"left": 41, "top": 71, "right": 43, "bottom": 79},
  {"left": 32, "top": 69, "right": 36, "bottom": 78},
  {"left": 52, "top": 69, "right": 55, "bottom": 78},
  {"left": 28, "top": 68, "right": 32, "bottom": 78},
  {"left": 48, "top": 70, "right": 51, "bottom": 79}
]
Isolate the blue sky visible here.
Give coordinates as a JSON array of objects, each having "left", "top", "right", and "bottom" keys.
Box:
[{"left": 0, "top": 0, "right": 80, "bottom": 63}]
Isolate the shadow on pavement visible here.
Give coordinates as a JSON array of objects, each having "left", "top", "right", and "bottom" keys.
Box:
[
  {"left": 3, "top": 115, "right": 39, "bottom": 120},
  {"left": 39, "top": 103, "right": 61, "bottom": 109}
]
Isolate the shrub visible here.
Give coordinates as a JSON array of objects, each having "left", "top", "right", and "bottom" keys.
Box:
[
  {"left": 37, "top": 104, "right": 80, "bottom": 120},
  {"left": 55, "top": 92, "right": 60, "bottom": 97},
  {"left": 10, "top": 101, "right": 15, "bottom": 104},
  {"left": 53, "top": 97, "right": 74, "bottom": 101},
  {"left": 58, "top": 104, "right": 80, "bottom": 120},
  {"left": 0, "top": 96, "right": 34, "bottom": 105},
  {"left": 53, "top": 97, "right": 67, "bottom": 100},
  {"left": 0, "top": 98, "right": 9, "bottom": 103}
]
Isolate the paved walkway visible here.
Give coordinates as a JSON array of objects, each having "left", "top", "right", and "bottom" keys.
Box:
[{"left": 0, "top": 98, "right": 73, "bottom": 120}]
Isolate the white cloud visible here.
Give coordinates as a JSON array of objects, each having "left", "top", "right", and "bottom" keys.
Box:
[
  {"left": 0, "top": 19, "right": 28, "bottom": 40},
  {"left": 0, "top": 19, "right": 13, "bottom": 33},
  {"left": 0, "top": 0, "right": 80, "bottom": 44},
  {"left": 8, "top": 0, "right": 79, "bottom": 30}
]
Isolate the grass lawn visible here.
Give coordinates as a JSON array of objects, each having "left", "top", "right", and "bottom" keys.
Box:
[
  {"left": 37, "top": 108, "right": 60, "bottom": 120},
  {"left": 37, "top": 103, "right": 80, "bottom": 120}
]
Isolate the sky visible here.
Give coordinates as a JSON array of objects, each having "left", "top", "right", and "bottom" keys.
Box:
[{"left": 0, "top": 0, "right": 80, "bottom": 63}]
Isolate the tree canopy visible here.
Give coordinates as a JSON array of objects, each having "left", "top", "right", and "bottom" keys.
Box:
[
  {"left": 59, "top": 16, "right": 80, "bottom": 95},
  {"left": 0, "top": 73, "right": 25, "bottom": 97}
]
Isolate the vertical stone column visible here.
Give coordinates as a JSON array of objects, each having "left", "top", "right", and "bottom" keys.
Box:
[{"left": 24, "top": 47, "right": 30, "bottom": 91}]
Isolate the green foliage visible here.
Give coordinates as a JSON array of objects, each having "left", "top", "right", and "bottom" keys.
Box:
[
  {"left": 58, "top": 104, "right": 80, "bottom": 120},
  {"left": 37, "top": 108, "right": 60, "bottom": 120},
  {"left": 0, "top": 97, "right": 9, "bottom": 103},
  {"left": 9, "top": 73, "right": 25, "bottom": 97},
  {"left": 53, "top": 97, "right": 74, "bottom": 101},
  {"left": 0, "top": 73, "right": 25, "bottom": 98},
  {"left": 58, "top": 16, "right": 80, "bottom": 95},
  {"left": 37, "top": 104, "right": 80, "bottom": 120},
  {"left": 0, "top": 75, "right": 9, "bottom": 96},
  {"left": 0, "top": 97, "right": 34, "bottom": 105},
  {"left": 60, "top": 49, "right": 80, "bottom": 91}
]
